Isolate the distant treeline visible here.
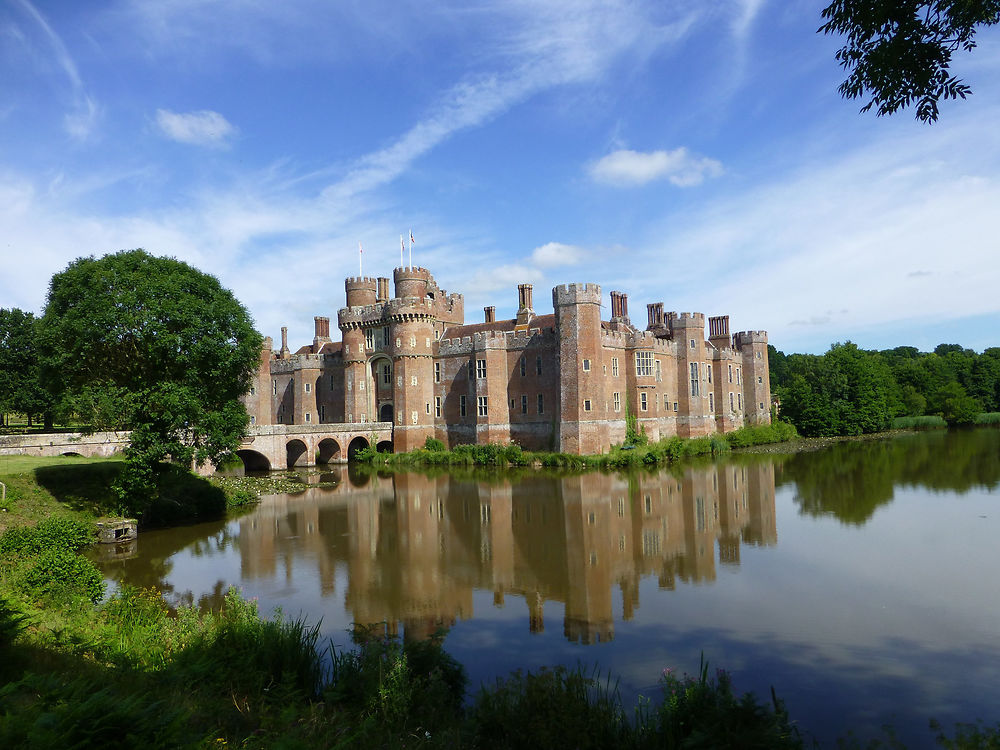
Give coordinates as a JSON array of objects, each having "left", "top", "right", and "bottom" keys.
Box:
[{"left": 769, "top": 342, "right": 1000, "bottom": 436}]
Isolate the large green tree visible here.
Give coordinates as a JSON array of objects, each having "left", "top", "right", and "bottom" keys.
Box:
[
  {"left": 37, "top": 250, "right": 263, "bottom": 514},
  {"left": 0, "top": 308, "right": 52, "bottom": 428},
  {"left": 820, "top": 1, "right": 1000, "bottom": 122}
]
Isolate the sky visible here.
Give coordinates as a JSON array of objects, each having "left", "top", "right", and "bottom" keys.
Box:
[{"left": 2, "top": 0, "right": 999, "bottom": 355}]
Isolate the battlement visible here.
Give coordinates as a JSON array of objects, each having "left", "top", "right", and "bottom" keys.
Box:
[
  {"left": 552, "top": 283, "right": 602, "bottom": 307},
  {"left": 733, "top": 330, "right": 768, "bottom": 347},
  {"left": 393, "top": 266, "right": 433, "bottom": 281},
  {"left": 667, "top": 311, "right": 706, "bottom": 330},
  {"left": 345, "top": 276, "right": 378, "bottom": 307}
]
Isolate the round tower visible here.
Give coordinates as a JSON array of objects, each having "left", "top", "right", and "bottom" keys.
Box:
[
  {"left": 393, "top": 266, "right": 433, "bottom": 299},
  {"left": 345, "top": 277, "right": 378, "bottom": 307}
]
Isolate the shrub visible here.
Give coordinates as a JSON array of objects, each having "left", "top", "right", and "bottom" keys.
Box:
[
  {"left": 423, "top": 436, "right": 446, "bottom": 452},
  {"left": 0, "top": 516, "right": 93, "bottom": 557},
  {"left": 20, "top": 548, "right": 105, "bottom": 603}
]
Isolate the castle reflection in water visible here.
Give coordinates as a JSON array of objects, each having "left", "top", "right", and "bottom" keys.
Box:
[{"left": 238, "top": 463, "right": 776, "bottom": 645}]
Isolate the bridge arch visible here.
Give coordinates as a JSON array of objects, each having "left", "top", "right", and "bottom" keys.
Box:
[
  {"left": 236, "top": 449, "right": 271, "bottom": 472},
  {"left": 317, "top": 438, "right": 342, "bottom": 464},
  {"left": 286, "top": 439, "right": 310, "bottom": 468},
  {"left": 376, "top": 440, "right": 393, "bottom": 453},
  {"left": 347, "top": 436, "right": 369, "bottom": 461}
]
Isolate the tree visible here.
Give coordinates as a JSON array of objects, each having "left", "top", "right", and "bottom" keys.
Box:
[
  {"left": 0, "top": 308, "right": 53, "bottom": 428},
  {"left": 820, "top": 1, "right": 1000, "bottom": 122},
  {"left": 37, "top": 250, "right": 263, "bottom": 515}
]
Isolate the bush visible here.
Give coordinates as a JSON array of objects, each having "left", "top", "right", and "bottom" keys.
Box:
[
  {"left": 20, "top": 547, "right": 105, "bottom": 603},
  {"left": 0, "top": 516, "right": 93, "bottom": 557},
  {"left": 423, "top": 436, "right": 446, "bottom": 452}
]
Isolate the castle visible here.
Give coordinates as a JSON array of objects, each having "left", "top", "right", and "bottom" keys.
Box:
[{"left": 243, "top": 266, "right": 771, "bottom": 454}]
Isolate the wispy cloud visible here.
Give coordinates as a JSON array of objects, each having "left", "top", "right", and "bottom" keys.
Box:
[
  {"left": 14, "top": 0, "right": 98, "bottom": 139},
  {"left": 155, "top": 109, "right": 237, "bottom": 147},
  {"left": 588, "top": 148, "right": 724, "bottom": 187}
]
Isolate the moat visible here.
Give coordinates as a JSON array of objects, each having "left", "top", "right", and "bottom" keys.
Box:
[{"left": 97, "top": 428, "right": 1000, "bottom": 747}]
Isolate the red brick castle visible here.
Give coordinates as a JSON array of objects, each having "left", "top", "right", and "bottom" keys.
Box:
[{"left": 243, "top": 267, "right": 771, "bottom": 454}]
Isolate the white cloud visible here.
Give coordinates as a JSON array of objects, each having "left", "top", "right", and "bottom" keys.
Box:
[
  {"left": 531, "top": 242, "right": 584, "bottom": 268},
  {"left": 155, "top": 109, "right": 237, "bottom": 147},
  {"left": 588, "top": 148, "right": 724, "bottom": 187}
]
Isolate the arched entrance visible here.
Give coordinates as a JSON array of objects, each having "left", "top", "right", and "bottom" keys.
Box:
[
  {"left": 379, "top": 403, "right": 393, "bottom": 422},
  {"left": 376, "top": 440, "right": 393, "bottom": 453},
  {"left": 370, "top": 354, "right": 394, "bottom": 424},
  {"left": 317, "top": 438, "right": 341, "bottom": 464},
  {"left": 236, "top": 449, "right": 271, "bottom": 472},
  {"left": 286, "top": 439, "right": 310, "bottom": 468},
  {"left": 347, "top": 436, "right": 369, "bottom": 461}
]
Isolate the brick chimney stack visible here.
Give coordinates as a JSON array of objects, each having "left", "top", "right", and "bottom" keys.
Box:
[{"left": 484, "top": 306, "right": 496, "bottom": 323}]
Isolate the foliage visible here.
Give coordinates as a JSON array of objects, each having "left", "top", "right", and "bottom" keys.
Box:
[
  {"left": 820, "top": 1, "right": 1000, "bottom": 122},
  {"left": 0, "top": 308, "right": 53, "bottom": 427},
  {"left": 423, "top": 436, "right": 446, "bottom": 452},
  {"left": 891, "top": 414, "right": 948, "bottom": 429},
  {"left": 16, "top": 548, "right": 105, "bottom": 603},
  {"left": 641, "top": 658, "right": 803, "bottom": 749},
  {"left": 469, "top": 665, "right": 631, "bottom": 749},
  {"left": 937, "top": 381, "right": 982, "bottom": 426},
  {"left": 0, "top": 516, "right": 93, "bottom": 556},
  {"left": 36, "top": 249, "right": 262, "bottom": 515}
]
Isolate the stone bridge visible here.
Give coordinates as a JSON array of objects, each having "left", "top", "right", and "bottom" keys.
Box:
[
  {"left": 237, "top": 423, "right": 393, "bottom": 471},
  {"left": 0, "top": 423, "right": 393, "bottom": 473}
]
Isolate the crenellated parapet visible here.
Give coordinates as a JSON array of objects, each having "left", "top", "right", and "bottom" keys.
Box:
[
  {"left": 553, "top": 282, "right": 602, "bottom": 308},
  {"left": 345, "top": 276, "right": 378, "bottom": 307},
  {"left": 733, "top": 330, "right": 768, "bottom": 348}
]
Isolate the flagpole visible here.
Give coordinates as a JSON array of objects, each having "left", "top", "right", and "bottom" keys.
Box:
[
  {"left": 359, "top": 242, "right": 363, "bottom": 276},
  {"left": 400, "top": 235, "right": 404, "bottom": 268},
  {"left": 408, "top": 229, "right": 413, "bottom": 269}
]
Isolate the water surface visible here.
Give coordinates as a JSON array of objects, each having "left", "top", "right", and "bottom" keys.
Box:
[{"left": 98, "top": 428, "right": 1000, "bottom": 747}]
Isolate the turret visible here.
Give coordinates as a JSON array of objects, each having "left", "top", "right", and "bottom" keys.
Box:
[
  {"left": 345, "top": 277, "right": 378, "bottom": 307},
  {"left": 394, "top": 266, "right": 433, "bottom": 299},
  {"left": 553, "top": 283, "right": 603, "bottom": 453}
]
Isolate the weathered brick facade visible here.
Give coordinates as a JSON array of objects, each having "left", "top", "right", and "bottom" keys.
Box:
[{"left": 243, "top": 267, "right": 771, "bottom": 454}]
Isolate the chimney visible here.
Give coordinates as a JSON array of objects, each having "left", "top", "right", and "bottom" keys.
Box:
[
  {"left": 518, "top": 283, "right": 533, "bottom": 312},
  {"left": 376, "top": 277, "right": 389, "bottom": 302},
  {"left": 279, "top": 326, "right": 290, "bottom": 358},
  {"left": 647, "top": 302, "right": 665, "bottom": 330},
  {"left": 484, "top": 306, "right": 496, "bottom": 323},
  {"left": 708, "top": 315, "right": 731, "bottom": 347}
]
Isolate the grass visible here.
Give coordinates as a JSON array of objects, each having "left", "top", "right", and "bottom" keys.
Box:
[
  {"left": 891, "top": 415, "right": 948, "bottom": 430},
  {"left": 974, "top": 412, "right": 1000, "bottom": 425},
  {"left": 361, "top": 422, "right": 799, "bottom": 471}
]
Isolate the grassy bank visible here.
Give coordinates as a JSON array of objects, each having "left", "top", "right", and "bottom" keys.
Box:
[
  {"left": 0, "top": 455, "right": 261, "bottom": 533},
  {"left": 359, "top": 421, "right": 799, "bottom": 470}
]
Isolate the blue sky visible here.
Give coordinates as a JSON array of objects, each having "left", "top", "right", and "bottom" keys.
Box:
[{"left": 2, "top": 0, "right": 999, "bottom": 355}]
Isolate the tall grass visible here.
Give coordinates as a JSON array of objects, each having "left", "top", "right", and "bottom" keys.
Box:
[
  {"left": 892, "top": 415, "right": 948, "bottom": 430},
  {"left": 975, "top": 412, "right": 1000, "bottom": 425}
]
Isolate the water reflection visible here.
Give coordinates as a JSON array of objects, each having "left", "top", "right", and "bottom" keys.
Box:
[
  {"left": 180, "top": 463, "right": 775, "bottom": 644},
  {"left": 779, "top": 427, "right": 1000, "bottom": 524}
]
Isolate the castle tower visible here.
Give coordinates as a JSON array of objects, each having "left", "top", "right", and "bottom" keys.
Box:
[
  {"left": 389, "top": 268, "right": 437, "bottom": 451},
  {"left": 734, "top": 330, "right": 771, "bottom": 425},
  {"left": 394, "top": 266, "right": 432, "bottom": 299},
  {"left": 553, "top": 283, "right": 603, "bottom": 454},
  {"left": 668, "top": 312, "right": 711, "bottom": 438}
]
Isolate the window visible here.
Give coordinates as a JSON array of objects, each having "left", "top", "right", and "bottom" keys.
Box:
[
  {"left": 320, "top": 405, "right": 326, "bottom": 421},
  {"left": 612, "top": 357, "right": 619, "bottom": 377},
  {"left": 249, "top": 383, "right": 256, "bottom": 395},
  {"left": 760, "top": 401, "right": 765, "bottom": 410},
  {"left": 361, "top": 413, "right": 367, "bottom": 422},
  {"left": 250, "top": 415, "right": 256, "bottom": 425},
  {"left": 690, "top": 362, "right": 700, "bottom": 396},
  {"left": 468, "top": 360, "right": 473, "bottom": 378},
  {"left": 426, "top": 402, "right": 430, "bottom": 414},
  {"left": 272, "top": 380, "right": 277, "bottom": 395},
  {"left": 537, "top": 393, "right": 544, "bottom": 414},
  {"left": 478, "top": 396, "right": 488, "bottom": 417},
  {"left": 304, "top": 412, "right": 311, "bottom": 423},
  {"left": 409, "top": 335, "right": 416, "bottom": 348},
  {"left": 707, "top": 365, "right": 712, "bottom": 383},
  {"left": 673, "top": 402, "right": 678, "bottom": 412},
  {"left": 655, "top": 359, "right": 662, "bottom": 382},
  {"left": 736, "top": 368, "right": 741, "bottom": 385},
  {"left": 365, "top": 329, "right": 374, "bottom": 349},
  {"left": 690, "top": 338, "right": 696, "bottom": 349},
  {"left": 635, "top": 351, "right": 653, "bottom": 376},
  {"left": 640, "top": 392, "right": 647, "bottom": 411},
  {"left": 728, "top": 364, "right": 733, "bottom": 383},
  {"left": 730, "top": 392, "right": 734, "bottom": 410},
  {"left": 536, "top": 356, "right": 542, "bottom": 375},
  {"left": 330, "top": 375, "right": 335, "bottom": 389},
  {"left": 435, "top": 396, "right": 441, "bottom": 417},
  {"left": 663, "top": 394, "right": 669, "bottom": 410},
  {"left": 521, "top": 395, "right": 528, "bottom": 414},
  {"left": 383, "top": 327, "right": 390, "bottom": 346},
  {"left": 510, "top": 398, "right": 515, "bottom": 409},
  {"left": 584, "top": 399, "right": 592, "bottom": 411},
  {"left": 582, "top": 358, "right": 591, "bottom": 372},
  {"left": 757, "top": 351, "right": 762, "bottom": 359},
  {"left": 382, "top": 364, "right": 391, "bottom": 384},
  {"left": 709, "top": 393, "right": 715, "bottom": 412},
  {"left": 613, "top": 392, "right": 620, "bottom": 412},
  {"left": 477, "top": 359, "right": 487, "bottom": 379},
  {"left": 460, "top": 395, "right": 467, "bottom": 417},
  {"left": 758, "top": 376, "right": 763, "bottom": 384},
  {"left": 435, "top": 362, "right": 441, "bottom": 383},
  {"left": 520, "top": 356, "right": 526, "bottom": 376},
  {"left": 738, "top": 393, "right": 743, "bottom": 410}
]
